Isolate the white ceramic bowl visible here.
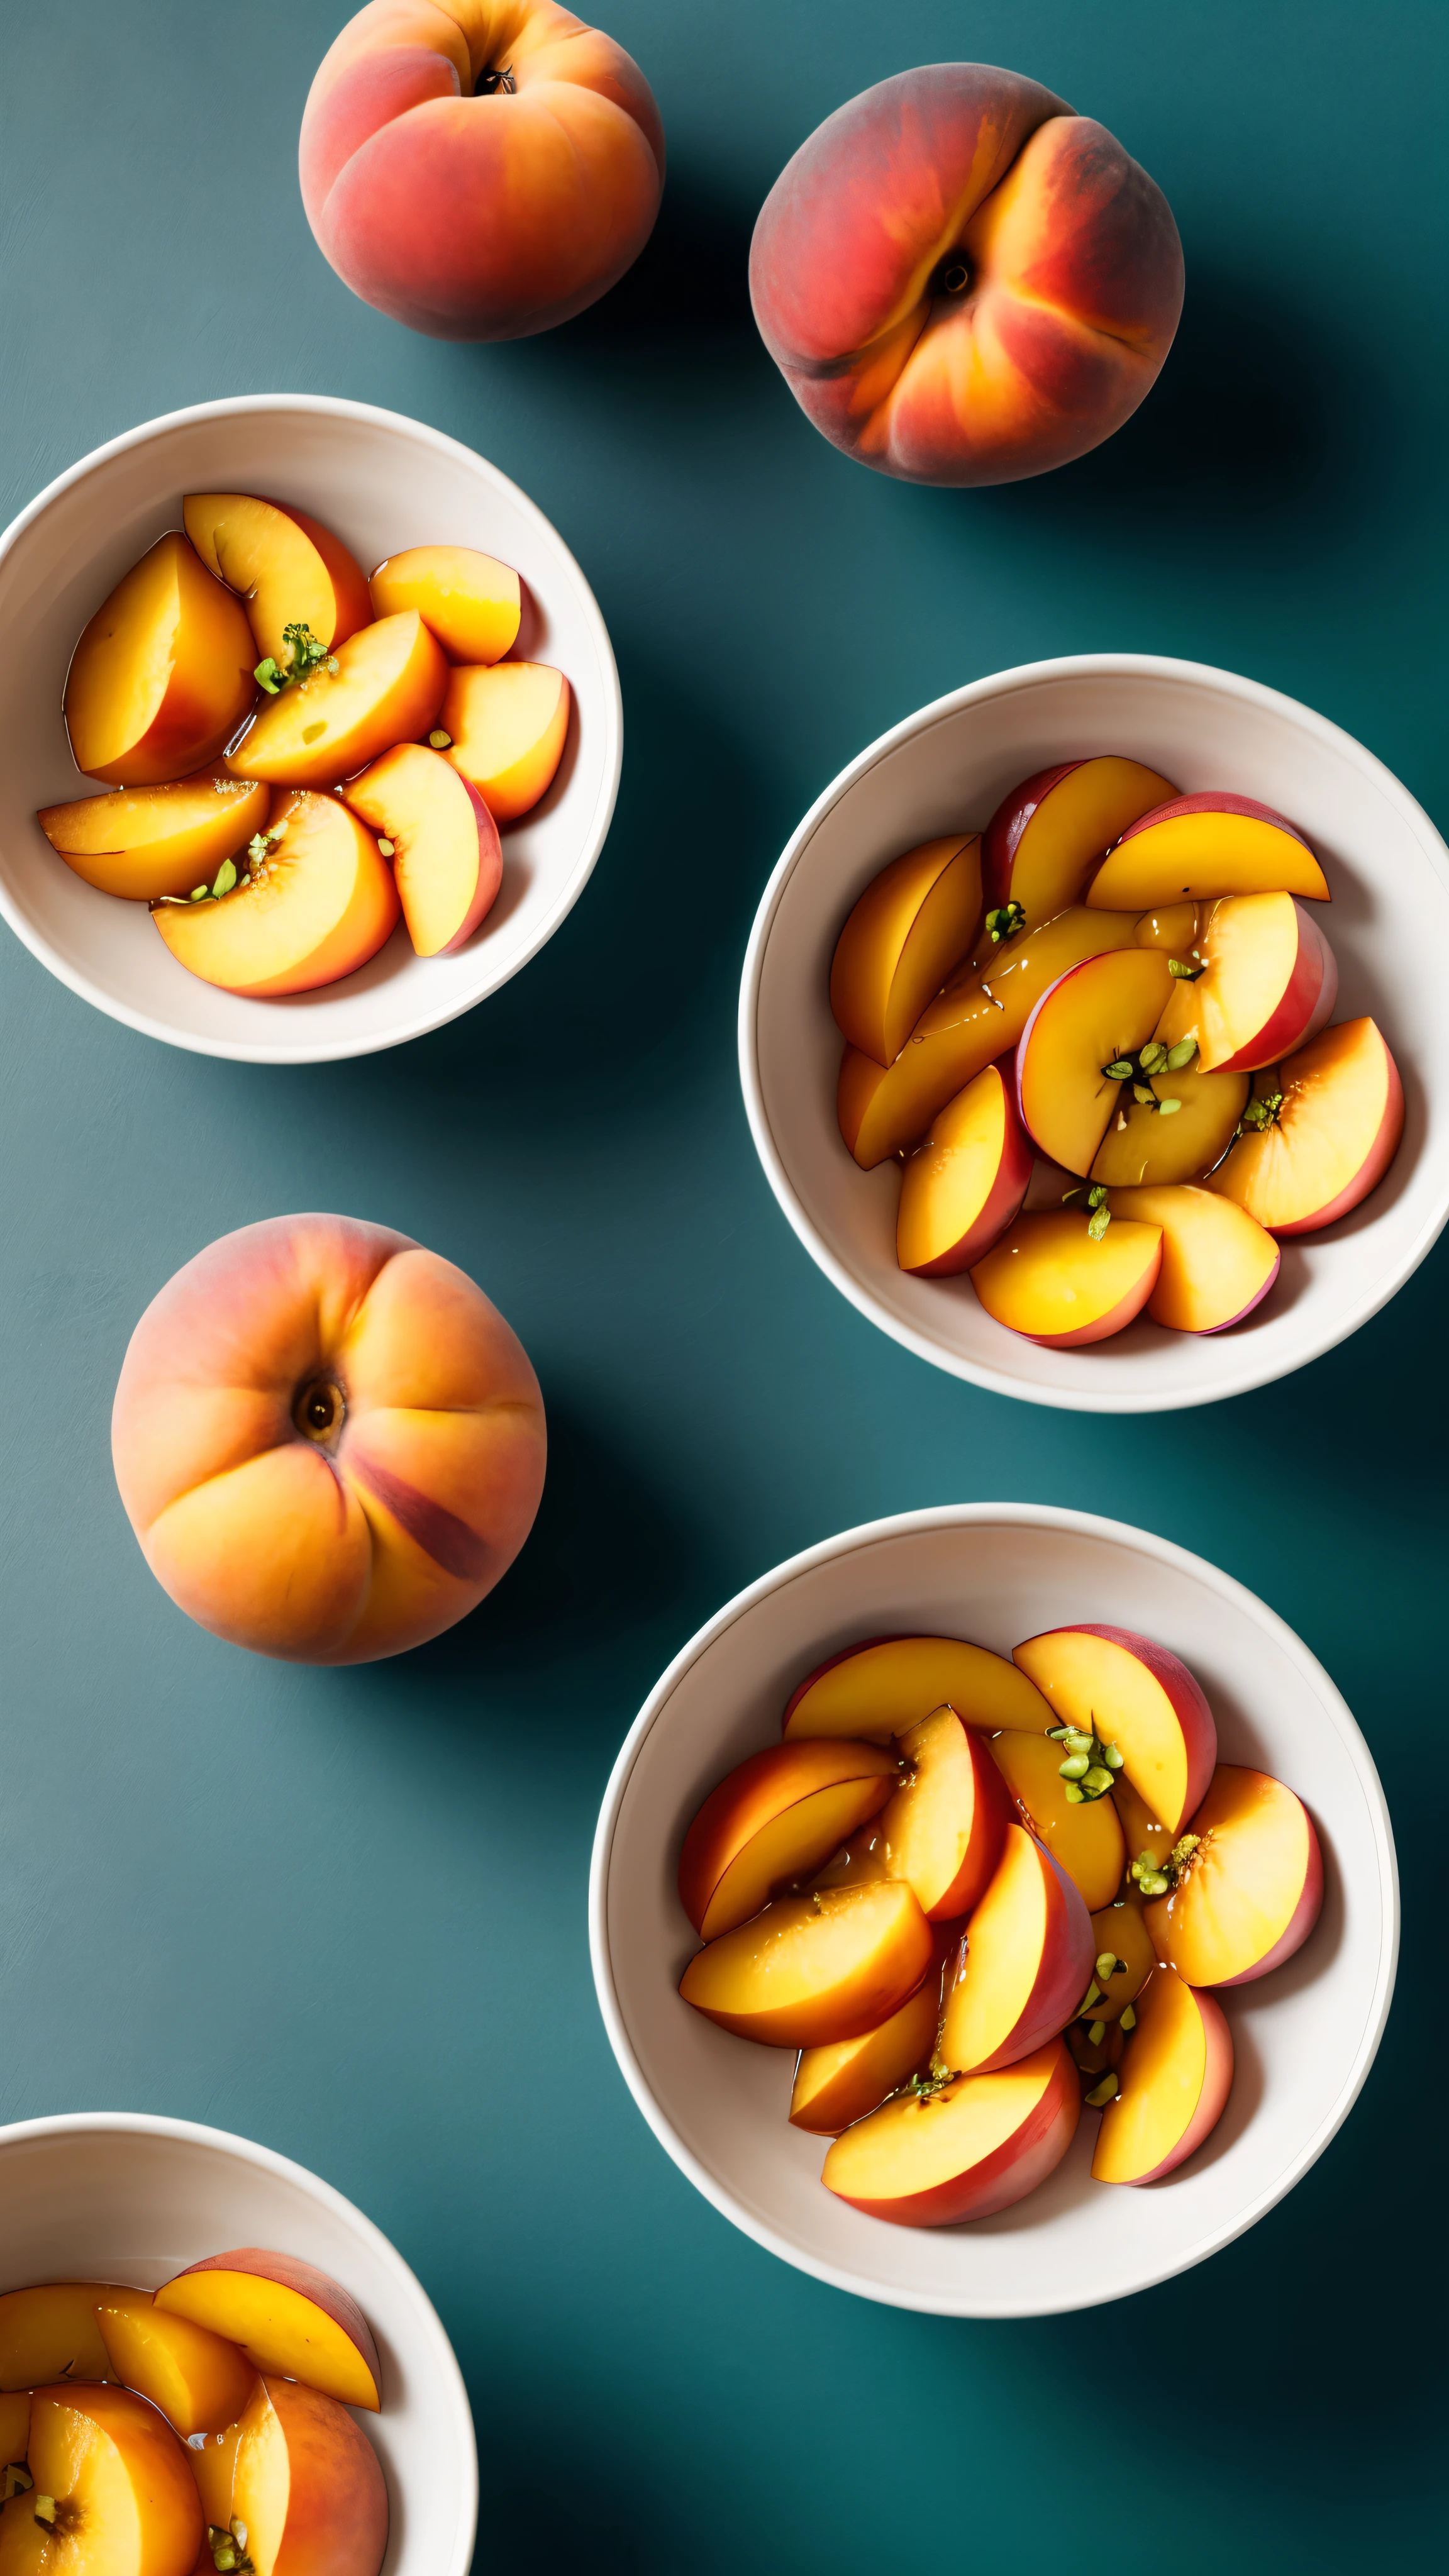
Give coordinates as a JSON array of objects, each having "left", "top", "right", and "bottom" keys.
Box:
[
  {"left": 590, "top": 1503, "right": 1397, "bottom": 2317},
  {"left": 0, "top": 396, "right": 621, "bottom": 1062},
  {"left": 0, "top": 2112, "right": 475, "bottom": 2576},
  {"left": 740, "top": 654, "right": 1449, "bottom": 1411}
]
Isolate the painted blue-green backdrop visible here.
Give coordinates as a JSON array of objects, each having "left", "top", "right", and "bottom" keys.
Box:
[{"left": 1, "top": 3, "right": 1443, "bottom": 2565}]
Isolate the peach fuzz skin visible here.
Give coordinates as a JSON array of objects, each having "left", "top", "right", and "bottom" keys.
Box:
[
  {"left": 300, "top": 2, "right": 665, "bottom": 340},
  {"left": 111, "top": 1214, "right": 546, "bottom": 1665},
  {"left": 897, "top": 1062, "right": 1034, "bottom": 1278},
  {"left": 1091, "top": 1968, "right": 1233, "bottom": 2185},
  {"left": 157, "top": 2249, "right": 380, "bottom": 2414},
  {"left": 821, "top": 2039, "right": 1079, "bottom": 2224},
  {"left": 232, "top": 2376, "right": 387, "bottom": 2576},
  {"left": 750, "top": 64, "right": 1182, "bottom": 486},
  {"left": 938, "top": 1822, "right": 1093, "bottom": 2074}
]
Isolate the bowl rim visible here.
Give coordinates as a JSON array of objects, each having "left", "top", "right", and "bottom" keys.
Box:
[
  {"left": 0, "top": 2106, "right": 479, "bottom": 2572},
  {"left": 589, "top": 1499, "right": 1400, "bottom": 2317},
  {"left": 738, "top": 650, "right": 1449, "bottom": 1413},
  {"left": 0, "top": 391, "right": 623, "bottom": 1065}
]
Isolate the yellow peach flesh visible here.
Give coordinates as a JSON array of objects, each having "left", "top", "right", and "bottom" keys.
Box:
[
  {"left": 1087, "top": 802, "right": 1329, "bottom": 908},
  {"left": 1106, "top": 1184, "right": 1279, "bottom": 1333},
  {"left": 989, "top": 758, "right": 1177, "bottom": 926},
  {"left": 789, "top": 1978, "right": 941, "bottom": 2134},
  {"left": 152, "top": 790, "right": 399, "bottom": 997},
  {"left": 782, "top": 1633, "right": 1051, "bottom": 1741},
  {"left": 442, "top": 661, "right": 570, "bottom": 822},
  {"left": 36, "top": 773, "right": 270, "bottom": 902},
  {"left": 1, "top": 2384, "right": 202, "bottom": 2576},
  {"left": 679, "top": 1740, "right": 899, "bottom": 1941},
  {"left": 1088, "top": 1062, "right": 1248, "bottom": 1187},
  {"left": 830, "top": 835, "right": 983, "bottom": 1065},
  {"left": 988, "top": 1729, "right": 1125, "bottom": 1910},
  {"left": 679, "top": 1882, "right": 932, "bottom": 2048},
  {"left": 94, "top": 2295, "right": 255, "bottom": 2440},
  {"left": 0, "top": 2286, "right": 123, "bottom": 2390},
  {"left": 368, "top": 545, "right": 521, "bottom": 665},
  {"left": 1144, "top": 1765, "right": 1319, "bottom": 1985},
  {"left": 970, "top": 1209, "right": 1163, "bottom": 1346},
  {"left": 182, "top": 494, "right": 371, "bottom": 663},
  {"left": 343, "top": 740, "right": 501, "bottom": 957},
  {"left": 155, "top": 2260, "right": 378, "bottom": 2415},
  {"left": 877, "top": 1707, "right": 1012, "bottom": 1918},
  {"left": 64, "top": 532, "right": 257, "bottom": 787},
  {"left": 1018, "top": 946, "right": 1174, "bottom": 1175},
  {"left": 231, "top": 2378, "right": 386, "bottom": 2576},
  {"left": 1206, "top": 1018, "right": 1402, "bottom": 1236},
  {"left": 821, "top": 2040, "right": 1078, "bottom": 2224},
  {"left": 226, "top": 611, "right": 447, "bottom": 788},
  {"left": 1091, "top": 1963, "right": 1233, "bottom": 2183}
]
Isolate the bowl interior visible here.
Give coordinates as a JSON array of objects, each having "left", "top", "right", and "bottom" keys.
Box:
[
  {"left": 0, "top": 2118, "right": 474, "bottom": 2576},
  {"left": 0, "top": 399, "right": 620, "bottom": 1060},
  {"left": 745, "top": 658, "right": 1449, "bottom": 1408},
  {"left": 594, "top": 1508, "right": 1396, "bottom": 2316}
]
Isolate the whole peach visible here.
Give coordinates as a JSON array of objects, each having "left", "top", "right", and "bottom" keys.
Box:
[
  {"left": 299, "top": 0, "right": 665, "bottom": 340},
  {"left": 112, "top": 1214, "right": 546, "bottom": 1663},
  {"left": 750, "top": 63, "right": 1183, "bottom": 485}
]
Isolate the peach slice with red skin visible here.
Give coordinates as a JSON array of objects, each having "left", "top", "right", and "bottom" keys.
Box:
[
  {"left": 94, "top": 2294, "right": 255, "bottom": 2441},
  {"left": 1016, "top": 945, "right": 1174, "bottom": 1175},
  {"left": 970, "top": 1209, "right": 1163, "bottom": 1346},
  {"left": 1089, "top": 1060, "right": 1248, "bottom": 1188},
  {"left": 230, "top": 2377, "right": 386, "bottom": 2576},
  {"left": 343, "top": 741, "right": 502, "bottom": 958},
  {"left": 788, "top": 1931, "right": 954, "bottom": 2135},
  {"left": 1107, "top": 1184, "right": 1280, "bottom": 1333},
  {"left": 1154, "top": 892, "right": 1337, "bottom": 1074},
  {"left": 154, "top": 2255, "right": 379, "bottom": 2414},
  {"left": 982, "top": 757, "right": 1177, "bottom": 928},
  {"left": 1013, "top": 1625, "right": 1217, "bottom": 1836},
  {"left": 227, "top": 611, "right": 447, "bottom": 791},
  {"left": 838, "top": 904, "right": 1141, "bottom": 1168},
  {"left": 782, "top": 1634, "right": 1051, "bottom": 1743},
  {"left": 64, "top": 532, "right": 257, "bottom": 789},
  {"left": 678, "top": 1882, "right": 933, "bottom": 2048},
  {"left": 677, "top": 1739, "right": 899, "bottom": 1940},
  {"left": 821, "top": 2038, "right": 1080, "bottom": 2225},
  {"left": 896, "top": 1061, "right": 1033, "bottom": 1275},
  {"left": 369, "top": 545, "right": 521, "bottom": 665},
  {"left": 875, "top": 1706, "right": 1015, "bottom": 1919},
  {"left": 442, "top": 662, "right": 570, "bottom": 822},
  {"left": 0, "top": 2382, "right": 203, "bottom": 2576},
  {"left": 830, "top": 835, "right": 983, "bottom": 1065},
  {"left": 182, "top": 495, "right": 372, "bottom": 665},
  {"left": 1144, "top": 1765, "right": 1323, "bottom": 1985},
  {"left": 37, "top": 773, "right": 270, "bottom": 904},
  {"left": 1207, "top": 1018, "right": 1404, "bottom": 1236},
  {"left": 153, "top": 791, "right": 399, "bottom": 997},
  {"left": 1085, "top": 792, "right": 1330, "bottom": 908},
  {"left": 988, "top": 1729, "right": 1126, "bottom": 1911},
  {"left": 939, "top": 1822, "right": 1092, "bottom": 2074},
  {"left": 1091, "top": 1963, "right": 1233, "bottom": 2183}
]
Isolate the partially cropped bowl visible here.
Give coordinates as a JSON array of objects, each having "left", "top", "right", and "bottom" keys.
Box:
[
  {"left": 0, "top": 395, "right": 621, "bottom": 1062},
  {"left": 591, "top": 1502, "right": 1397, "bottom": 2317},
  {"left": 740, "top": 653, "right": 1449, "bottom": 1411},
  {"left": 0, "top": 2111, "right": 475, "bottom": 2576}
]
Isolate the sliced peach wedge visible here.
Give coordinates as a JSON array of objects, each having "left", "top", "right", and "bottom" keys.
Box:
[
  {"left": 183, "top": 495, "right": 372, "bottom": 665},
  {"left": 154, "top": 2252, "right": 380, "bottom": 2414},
  {"left": 1106, "top": 1184, "right": 1280, "bottom": 1333},
  {"left": 152, "top": 791, "right": 399, "bottom": 997},
  {"left": 896, "top": 1062, "right": 1033, "bottom": 1276},
  {"left": 1089, "top": 1061, "right": 1248, "bottom": 1188},
  {"left": 782, "top": 1634, "right": 1051, "bottom": 1742},
  {"left": 982, "top": 757, "right": 1177, "bottom": 930},
  {"left": 1153, "top": 892, "right": 1337, "bottom": 1074},
  {"left": 93, "top": 2293, "right": 255, "bottom": 2440},
  {"left": 1208, "top": 1018, "right": 1404, "bottom": 1236},
  {"left": 938, "top": 1823, "right": 1092, "bottom": 2074},
  {"left": 0, "top": 2284, "right": 123, "bottom": 2389},
  {"left": 343, "top": 741, "right": 502, "bottom": 958},
  {"left": 1143, "top": 1765, "right": 1323, "bottom": 1985},
  {"left": 227, "top": 611, "right": 447, "bottom": 790},
  {"left": 64, "top": 532, "right": 257, "bottom": 788},
  {"left": 821, "top": 2040, "right": 1080, "bottom": 2225},
  {"left": 442, "top": 662, "right": 570, "bottom": 822},
  {"left": 1013, "top": 1625, "right": 1217, "bottom": 1837},
  {"left": 970, "top": 1208, "right": 1163, "bottom": 1347},
  {"left": 1091, "top": 1964, "right": 1233, "bottom": 2184},
  {"left": 1016, "top": 946, "right": 1176, "bottom": 1175},
  {"left": 678, "top": 1882, "right": 932, "bottom": 2048},
  {"left": 230, "top": 2377, "right": 386, "bottom": 2576},
  {"left": 788, "top": 1928, "right": 955, "bottom": 2135},
  {"left": 677, "top": 1739, "right": 899, "bottom": 1940},
  {"left": 0, "top": 2382, "right": 202, "bottom": 2576},
  {"left": 1085, "top": 792, "right": 1330, "bottom": 908},
  {"left": 830, "top": 835, "right": 982, "bottom": 1066},
  {"left": 838, "top": 906, "right": 1141, "bottom": 1169},
  {"left": 988, "top": 1729, "right": 1126, "bottom": 1911},
  {"left": 369, "top": 543, "right": 521, "bottom": 665},
  {"left": 874, "top": 1706, "right": 1015, "bottom": 1919},
  {"left": 36, "top": 773, "right": 269, "bottom": 903}
]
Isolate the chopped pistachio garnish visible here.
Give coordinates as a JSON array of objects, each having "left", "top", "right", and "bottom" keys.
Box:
[
  {"left": 33, "top": 2497, "right": 57, "bottom": 2529},
  {"left": 1240, "top": 1089, "right": 1284, "bottom": 1133},
  {"left": 428, "top": 728, "right": 453, "bottom": 750},
  {"left": 1084, "top": 2072, "right": 1118, "bottom": 2107},
  {"left": 985, "top": 900, "right": 1026, "bottom": 944},
  {"left": 208, "top": 2521, "right": 255, "bottom": 2575},
  {"left": 1169, "top": 955, "right": 1204, "bottom": 979},
  {"left": 3, "top": 2464, "right": 33, "bottom": 2503},
  {"left": 1119, "top": 2004, "right": 1136, "bottom": 2032},
  {"left": 1130, "top": 1831, "right": 1202, "bottom": 1897},
  {"left": 253, "top": 623, "right": 338, "bottom": 696},
  {"left": 1157, "top": 1096, "right": 1183, "bottom": 1115},
  {"left": 1046, "top": 1718, "right": 1123, "bottom": 1799},
  {"left": 377, "top": 837, "right": 396, "bottom": 857},
  {"left": 1164, "top": 1036, "right": 1198, "bottom": 1069}
]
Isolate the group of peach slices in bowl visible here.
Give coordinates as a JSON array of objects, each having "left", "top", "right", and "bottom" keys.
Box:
[
  {"left": 832, "top": 757, "right": 1405, "bottom": 1343},
  {"left": 0, "top": 2247, "right": 385, "bottom": 2576},
  {"left": 678, "top": 1630, "right": 1323, "bottom": 2226},
  {"left": 37, "top": 492, "right": 572, "bottom": 994}
]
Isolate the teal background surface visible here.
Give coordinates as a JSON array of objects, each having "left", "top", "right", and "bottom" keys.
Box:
[{"left": 0, "top": 2, "right": 1443, "bottom": 2564}]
